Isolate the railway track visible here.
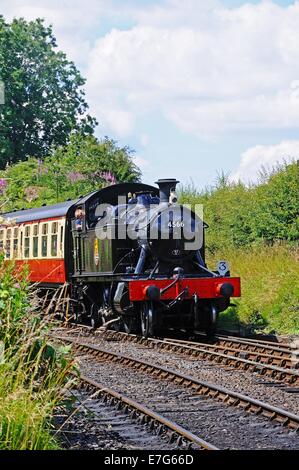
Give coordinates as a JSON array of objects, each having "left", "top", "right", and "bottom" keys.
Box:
[
  {"left": 60, "top": 323, "right": 296, "bottom": 358},
  {"left": 96, "top": 330, "right": 299, "bottom": 385},
  {"left": 52, "top": 333, "right": 299, "bottom": 432},
  {"left": 54, "top": 324, "right": 298, "bottom": 384},
  {"left": 217, "top": 334, "right": 294, "bottom": 349},
  {"left": 192, "top": 333, "right": 294, "bottom": 359},
  {"left": 162, "top": 337, "right": 296, "bottom": 368},
  {"left": 58, "top": 322, "right": 295, "bottom": 354},
  {"left": 76, "top": 374, "right": 217, "bottom": 450}
]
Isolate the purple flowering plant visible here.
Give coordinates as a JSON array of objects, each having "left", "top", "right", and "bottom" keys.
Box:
[
  {"left": 0, "top": 179, "right": 8, "bottom": 194},
  {"left": 67, "top": 171, "right": 85, "bottom": 183}
]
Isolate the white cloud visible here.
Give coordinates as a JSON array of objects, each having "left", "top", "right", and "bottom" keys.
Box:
[
  {"left": 3, "top": 1, "right": 299, "bottom": 144},
  {"left": 133, "top": 155, "right": 149, "bottom": 168},
  {"left": 140, "top": 133, "right": 149, "bottom": 147},
  {"left": 85, "top": 0, "right": 299, "bottom": 137},
  {"left": 0, "top": 0, "right": 105, "bottom": 66},
  {"left": 231, "top": 140, "right": 299, "bottom": 184},
  {"left": 102, "top": 108, "right": 135, "bottom": 137}
]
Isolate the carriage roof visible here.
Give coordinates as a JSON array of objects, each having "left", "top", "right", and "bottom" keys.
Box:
[
  {"left": 1, "top": 199, "right": 78, "bottom": 224},
  {"left": 0, "top": 183, "right": 159, "bottom": 224}
]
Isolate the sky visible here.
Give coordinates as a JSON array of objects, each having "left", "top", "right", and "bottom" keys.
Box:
[{"left": 1, "top": 0, "right": 299, "bottom": 188}]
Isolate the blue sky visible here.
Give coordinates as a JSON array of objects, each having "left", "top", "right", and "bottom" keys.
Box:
[{"left": 2, "top": 0, "right": 299, "bottom": 187}]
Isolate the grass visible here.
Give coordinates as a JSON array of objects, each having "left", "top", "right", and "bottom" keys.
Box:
[
  {"left": 206, "top": 244, "right": 299, "bottom": 334},
  {"left": 0, "top": 255, "right": 74, "bottom": 450},
  {"left": 0, "top": 334, "right": 73, "bottom": 450}
]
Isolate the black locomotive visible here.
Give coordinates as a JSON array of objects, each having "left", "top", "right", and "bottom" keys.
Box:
[{"left": 69, "top": 178, "right": 240, "bottom": 336}]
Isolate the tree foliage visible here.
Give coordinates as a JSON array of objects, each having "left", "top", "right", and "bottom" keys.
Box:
[
  {"left": 0, "top": 16, "right": 96, "bottom": 168},
  {"left": 180, "top": 161, "right": 299, "bottom": 251},
  {"left": 0, "top": 134, "right": 141, "bottom": 211}
]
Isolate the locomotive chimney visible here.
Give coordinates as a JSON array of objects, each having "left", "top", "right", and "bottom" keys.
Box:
[{"left": 155, "top": 179, "right": 180, "bottom": 203}]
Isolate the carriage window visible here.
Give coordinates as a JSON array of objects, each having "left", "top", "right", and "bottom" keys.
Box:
[
  {"left": 0, "top": 230, "right": 4, "bottom": 251},
  {"left": 33, "top": 224, "right": 38, "bottom": 258},
  {"left": 41, "top": 224, "right": 48, "bottom": 257},
  {"left": 6, "top": 229, "right": 11, "bottom": 258},
  {"left": 24, "top": 238, "right": 30, "bottom": 258},
  {"left": 13, "top": 227, "right": 18, "bottom": 257},
  {"left": 60, "top": 226, "right": 64, "bottom": 254},
  {"left": 20, "top": 231, "right": 23, "bottom": 256},
  {"left": 51, "top": 234, "right": 58, "bottom": 256},
  {"left": 24, "top": 225, "right": 30, "bottom": 258},
  {"left": 52, "top": 222, "right": 58, "bottom": 234},
  {"left": 42, "top": 236, "right": 48, "bottom": 257},
  {"left": 33, "top": 237, "right": 38, "bottom": 258},
  {"left": 50, "top": 221, "right": 58, "bottom": 257}
]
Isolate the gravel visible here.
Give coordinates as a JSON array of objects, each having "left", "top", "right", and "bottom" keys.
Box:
[
  {"left": 54, "top": 389, "right": 180, "bottom": 450},
  {"left": 53, "top": 328, "right": 299, "bottom": 415},
  {"left": 52, "top": 327, "right": 299, "bottom": 450},
  {"left": 76, "top": 353, "right": 299, "bottom": 450}
]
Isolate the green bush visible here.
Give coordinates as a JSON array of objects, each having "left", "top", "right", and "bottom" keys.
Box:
[
  {"left": 180, "top": 161, "right": 299, "bottom": 251},
  {"left": 0, "top": 255, "right": 73, "bottom": 449},
  {"left": 0, "top": 133, "right": 141, "bottom": 211}
]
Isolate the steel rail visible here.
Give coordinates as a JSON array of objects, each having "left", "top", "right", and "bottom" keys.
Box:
[
  {"left": 77, "top": 374, "right": 218, "bottom": 450},
  {"left": 53, "top": 334, "right": 299, "bottom": 431}
]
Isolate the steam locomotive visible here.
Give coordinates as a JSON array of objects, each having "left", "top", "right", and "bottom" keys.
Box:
[{"left": 1, "top": 179, "right": 240, "bottom": 337}]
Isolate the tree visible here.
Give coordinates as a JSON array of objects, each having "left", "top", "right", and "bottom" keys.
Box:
[
  {"left": 0, "top": 134, "right": 141, "bottom": 211},
  {"left": 0, "top": 17, "right": 97, "bottom": 168}
]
